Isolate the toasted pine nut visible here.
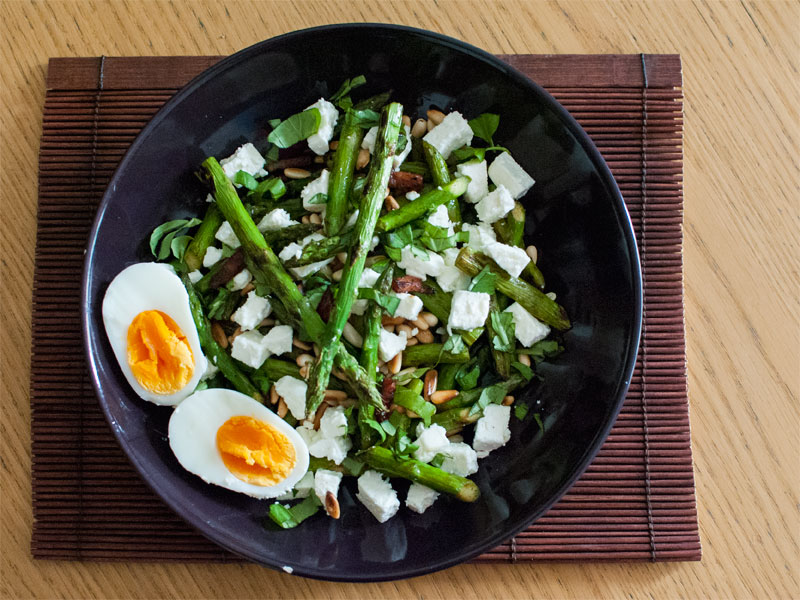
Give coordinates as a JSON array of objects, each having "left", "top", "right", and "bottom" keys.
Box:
[
  {"left": 336, "top": 252, "right": 347, "bottom": 263},
  {"left": 427, "top": 118, "right": 436, "bottom": 132},
  {"left": 293, "top": 338, "right": 311, "bottom": 351},
  {"left": 277, "top": 398, "right": 288, "bottom": 418},
  {"left": 503, "top": 395, "right": 515, "bottom": 406},
  {"left": 365, "top": 255, "right": 386, "bottom": 267},
  {"left": 525, "top": 245, "right": 538, "bottom": 264},
  {"left": 240, "top": 282, "right": 255, "bottom": 296},
  {"left": 343, "top": 322, "right": 363, "bottom": 348},
  {"left": 228, "top": 326, "right": 243, "bottom": 344},
  {"left": 284, "top": 167, "right": 310, "bottom": 179},
  {"left": 420, "top": 312, "right": 438, "bottom": 327},
  {"left": 332, "top": 269, "right": 344, "bottom": 282},
  {"left": 313, "top": 343, "right": 321, "bottom": 357},
  {"left": 296, "top": 353, "right": 314, "bottom": 369},
  {"left": 384, "top": 325, "right": 395, "bottom": 334},
  {"left": 427, "top": 109, "right": 445, "bottom": 125},
  {"left": 546, "top": 292, "right": 557, "bottom": 301},
  {"left": 329, "top": 140, "right": 339, "bottom": 150},
  {"left": 313, "top": 155, "right": 325, "bottom": 164},
  {"left": 309, "top": 213, "right": 322, "bottom": 225},
  {"left": 384, "top": 195, "right": 400, "bottom": 211},
  {"left": 324, "top": 389, "right": 348, "bottom": 401},
  {"left": 402, "top": 115, "right": 411, "bottom": 128},
  {"left": 299, "top": 365, "right": 309, "bottom": 379},
  {"left": 411, "top": 119, "right": 427, "bottom": 138},
  {"left": 397, "top": 323, "right": 413, "bottom": 337},
  {"left": 411, "top": 316, "right": 429, "bottom": 331},
  {"left": 258, "top": 318, "right": 275, "bottom": 328},
  {"left": 416, "top": 329, "right": 434, "bottom": 344},
  {"left": 382, "top": 315, "right": 405, "bottom": 326},
  {"left": 406, "top": 409, "right": 419, "bottom": 419},
  {"left": 447, "top": 432, "right": 464, "bottom": 441},
  {"left": 392, "top": 404, "right": 406, "bottom": 414},
  {"left": 339, "top": 398, "right": 356, "bottom": 408},
  {"left": 313, "top": 403, "right": 328, "bottom": 430},
  {"left": 517, "top": 353, "right": 531, "bottom": 367},
  {"left": 301, "top": 215, "right": 310, "bottom": 224},
  {"left": 325, "top": 491, "right": 341, "bottom": 519},
  {"left": 211, "top": 322, "right": 228, "bottom": 349},
  {"left": 406, "top": 337, "right": 419, "bottom": 346},
  {"left": 423, "top": 369, "right": 438, "bottom": 400},
  {"left": 388, "top": 352, "right": 402, "bottom": 375},
  {"left": 356, "top": 148, "right": 370, "bottom": 169},
  {"left": 270, "top": 385, "right": 279, "bottom": 405},
  {"left": 430, "top": 389, "right": 459, "bottom": 404}
]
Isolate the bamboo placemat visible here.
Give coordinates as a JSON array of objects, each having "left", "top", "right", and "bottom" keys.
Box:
[{"left": 31, "top": 54, "right": 699, "bottom": 563}]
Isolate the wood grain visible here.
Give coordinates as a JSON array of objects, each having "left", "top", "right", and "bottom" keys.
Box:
[{"left": 1, "top": 1, "right": 797, "bottom": 599}]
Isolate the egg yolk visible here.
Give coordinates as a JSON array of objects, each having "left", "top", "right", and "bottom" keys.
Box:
[
  {"left": 127, "top": 310, "right": 194, "bottom": 395},
  {"left": 216, "top": 416, "right": 296, "bottom": 486}
]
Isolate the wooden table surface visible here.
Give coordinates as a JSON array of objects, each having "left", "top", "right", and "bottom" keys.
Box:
[{"left": 1, "top": 1, "right": 797, "bottom": 598}]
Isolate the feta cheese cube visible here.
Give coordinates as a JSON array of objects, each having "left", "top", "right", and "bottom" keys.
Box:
[
  {"left": 504, "top": 302, "right": 551, "bottom": 346},
  {"left": 413, "top": 424, "right": 450, "bottom": 463},
  {"left": 276, "top": 471, "right": 314, "bottom": 500},
  {"left": 290, "top": 258, "right": 333, "bottom": 279},
  {"left": 229, "top": 268, "right": 252, "bottom": 291},
  {"left": 359, "top": 268, "right": 381, "bottom": 288},
  {"left": 319, "top": 406, "right": 349, "bottom": 439},
  {"left": 461, "top": 222, "right": 497, "bottom": 252},
  {"left": 205, "top": 193, "right": 215, "bottom": 203},
  {"left": 314, "top": 469, "right": 343, "bottom": 506},
  {"left": 397, "top": 246, "right": 445, "bottom": 280},
  {"left": 274, "top": 375, "right": 308, "bottom": 420},
  {"left": 357, "top": 470, "right": 400, "bottom": 523},
  {"left": 379, "top": 329, "right": 407, "bottom": 362},
  {"left": 456, "top": 160, "right": 489, "bottom": 203},
  {"left": 215, "top": 221, "right": 241, "bottom": 248},
  {"left": 343, "top": 209, "right": 360, "bottom": 231},
  {"left": 278, "top": 242, "right": 303, "bottom": 262},
  {"left": 201, "top": 359, "right": 219, "bottom": 381},
  {"left": 305, "top": 99, "right": 339, "bottom": 156},
  {"left": 473, "top": 404, "right": 511, "bottom": 457},
  {"left": 350, "top": 299, "right": 369, "bottom": 316},
  {"left": 257, "top": 208, "right": 298, "bottom": 232},
  {"left": 437, "top": 248, "right": 471, "bottom": 293},
  {"left": 475, "top": 184, "right": 514, "bottom": 224},
  {"left": 231, "top": 291, "right": 272, "bottom": 331},
  {"left": 361, "top": 126, "right": 378, "bottom": 153},
  {"left": 488, "top": 152, "right": 535, "bottom": 199},
  {"left": 422, "top": 111, "right": 473, "bottom": 159},
  {"left": 406, "top": 483, "right": 439, "bottom": 514},
  {"left": 308, "top": 435, "right": 351, "bottom": 465},
  {"left": 230, "top": 330, "right": 270, "bottom": 369},
  {"left": 440, "top": 442, "right": 479, "bottom": 477},
  {"left": 301, "top": 169, "right": 330, "bottom": 212},
  {"left": 449, "top": 290, "right": 490, "bottom": 330},
  {"left": 262, "top": 324, "right": 293, "bottom": 356},
  {"left": 187, "top": 270, "right": 203, "bottom": 284},
  {"left": 427, "top": 205, "right": 455, "bottom": 234},
  {"left": 203, "top": 246, "right": 223, "bottom": 268},
  {"left": 484, "top": 242, "right": 531, "bottom": 278},
  {"left": 393, "top": 293, "right": 423, "bottom": 321},
  {"left": 393, "top": 124, "right": 413, "bottom": 169},
  {"left": 219, "top": 143, "right": 267, "bottom": 181}
]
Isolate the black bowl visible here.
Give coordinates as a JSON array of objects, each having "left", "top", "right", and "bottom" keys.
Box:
[{"left": 83, "top": 24, "right": 641, "bottom": 581}]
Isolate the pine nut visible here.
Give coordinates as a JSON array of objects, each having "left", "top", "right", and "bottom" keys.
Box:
[
  {"left": 324, "top": 389, "right": 348, "bottom": 402},
  {"left": 211, "top": 322, "right": 228, "bottom": 349},
  {"left": 336, "top": 252, "right": 347, "bottom": 263},
  {"left": 270, "top": 385, "right": 279, "bottom": 405},
  {"left": 402, "top": 115, "right": 411, "bottom": 128},
  {"left": 382, "top": 315, "right": 405, "bottom": 326},
  {"left": 420, "top": 312, "right": 438, "bottom": 327},
  {"left": 406, "top": 409, "right": 419, "bottom": 419},
  {"left": 296, "top": 353, "right": 314, "bottom": 368},
  {"left": 385, "top": 195, "right": 400, "bottom": 211},
  {"left": 356, "top": 148, "right": 370, "bottom": 169},
  {"left": 309, "top": 213, "right": 322, "bottom": 225},
  {"left": 411, "top": 119, "right": 427, "bottom": 138},
  {"left": 332, "top": 269, "right": 344, "bottom": 282},
  {"left": 284, "top": 167, "right": 311, "bottom": 179},
  {"left": 384, "top": 325, "right": 395, "bottom": 334},
  {"left": 325, "top": 491, "right": 341, "bottom": 519},
  {"left": 517, "top": 353, "right": 531, "bottom": 367},
  {"left": 447, "top": 430, "right": 464, "bottom": 440},
  {"left": 329, "top": 140, "right": 339, "bottom": 150},
  {"left": 397, "top": 324, "right": 413, "bottom": 337},
  {"left": 313, "top": 344, "right": 321, "bottom": 357},
  {"left": 258, "top": 318, "right": 275, "bottom": 328},
  {"left": 313, "top": 403, "right": 328, "bottom": 430},
  {"left": 301, "top": 215, "right": 310, "bottom": 224},
  {"left": 299, "top": 365, "right": 309, "bottom": 379},
  {"left": 427, "top": 109, "right": 445, "bottom": 125},
  {"left": 546, "top": 292, "right": 557, "bottom": 300},
  {"left": 277, "top": 398, "right": 288, "bottom": 418},
  {"left": 388, "top": 352, "right": 402, "bottom": 374},
  {"left": 228, "top": 326, "right": 243, "bottom": 344},
  {"left": 240, "top": 282, "right": 255, "bottom": 296},
  {"left": 343, "top": 322, "right": 363, "bottom": 348},
  {"left": 293, "top": 338, "right": 311, "bottom": 351},
  {"left": 392, "top": 404, "right": 406, "bottom": 414},
  {"left": 417, "top": 329, "right": 434, "bottom": 344},
  {"left": 423, "top": 369, "right": 438, "bottom": 400},
  {"left": 365, "top": 255, "right": 386, "bottom": 267},
  {"left": 503, "top": 395, "right": 515, "bottom": 406},
  {"left": 525, "top": 245, "right": 538, "bottom": 264},
  {"left": 430, "top": 389, "right": 459, "bottom": 404},
  {"left": 313, "top": 155, "right": 325, "bottom": 164},
  {"left": 405, "top": 337, "right": 418, "bottom": 346},
  {"left": 411, "top": 316, "right": 429, "bottom": 331},
  {"left": 427, "top": 118, "right": 436, "bottom": 132}
]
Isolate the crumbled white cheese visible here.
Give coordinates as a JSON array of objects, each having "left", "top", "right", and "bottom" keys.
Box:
[
  {"left": 319, "top": 406, "right": 348, "bottom": 439},
  {"left": 203, "top": 246, "right": 223, "bottom": 268},
  {"left": 295, "top": 407, "right": 352, "bottom": 464},
  {"left": 361, "top": 126, "right": 378, "bottom": 153},
  {"left": 276, "top": 471, "right": 314, "bottom": 500},
  {"left": 257, "top": 208, "right": 298, "bottom": 232},
  {"left": 219, "top": 142, "right": 267, "bottom": 181},
  {"left": 359, "top": 268, "right": 381, "bottom": 288},
  {"left": 461, "top": 222, "right": 497, "bottom": 253},
  {"left": 393, "top": 293, "right": 424, "bottom": 321},
  {"left": 449, "top": 290, "right": 490, "bottom": 331},
  {"left": 406, "top": 483, "right": 439, "bottom": 514},
  {"left": 488, "top": 152, "right": 535, "bottom": 199},
  {"left": 229, "top": 269, "right": 252, "bottom": 291},
  {"left": 343, "top": 209, "right": 360, "bottom": 231},
  {"left": 379, "top": 329, "right": 407, "bottom": 362},
  {"left": 201, "top": 359, "right": 219, "bottom": 381},
  {"left": 205, "top": 193, "right": 215, "bottom": 203},
  {"left": 440, "top": 442, "right": 479, "bottom": 477},
  {"left": 475, "top": 184, "right": 514, "bottom": 224},
  {"left": 278, "top": 242, "right": 303, "bottom": 262},
  {"left": 306, "top": 99, "right": 339, "bottom": 156},
  {"left": 215, "top": 221, "right": 241, "bottom": 248},
  {"left": 262, "top": 324, "right": 293, "bottom": 356},
  {"left": 314, "top": 469, "right": 343, "bottom": 507},
  {"left": 456, "top": 159, "right": 489, "bottom": 203},
  {"left": 282, "top": 566, "right": 294, "bottom": 574},
  {"left": 290, "top": 258, "right": 334, "bottom": 279},
  {"left": 356, "top": 470, "right": 400, "bottom": 523},
  {"left": 301, "top": 169, "right": 330, "bottom": 213},
  {"left": 275, "top": 376, "right": 308, "bottom": 420},
  {"left": 350, "top": 300, "right": 369, "bottom": 316},
  {"left": 413, "top": 424, "right": 450, "bottom": 463},
  {"left": 187, "top": 270, "right": 203, "bottom": 284},
  {"left": 504, "top": 302, "right": 551, "bottom": 347},
  {"left": 484, "top": 242, "right": 531, "bottom": 278},
  {"left": 230, "top": 330, "right": 270, "bottom": 369},
  {"left": 342, "top": 322, "right": 363, "bottom": 348},
  {"left": 436, "top": 247, "right": 471, "bottom": 293},
  {"left": 308, "top": 435, "right": 352, "bottom": 465},
  {"left": 405, "top": 191, "right": 420, "bottom": 201},
  {"left": 397, "top": 246, "right": 445, "bottom": 280},
  {"left": 422, "top": 111, "right": 473, "bottom": 159},
  {"left": 473, "top": 404, "right": 511, "bottom": 457},
  {"left": 427, "top": 205, "right": 455, "bottom": 234},
  {"left": 231, "top": 291, "right": 272, "bottom": 331},
  {"left": 393, "top": 124, "right": 413, "bottom": 169}
]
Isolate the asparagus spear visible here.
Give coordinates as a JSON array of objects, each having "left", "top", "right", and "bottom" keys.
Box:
[
  {"left": 437, "top": 375, "right": 526, "bottom": 411},
  {"left": 325, "top": 111, "right": 365, "bottom": 236},
  {"left": 402, "top": 343, "right": 470, "bottom": 366},
  {"left": 493, "top": 202, "right": 546, "bottom": 289},
  {"left": 283, "top": 230, "right": 353, "bottom": 268},
  {"left": 360, "top": 446, "right": 480, "bottom": 502},
  {"left": 306, "top": 103, "right": 404, "bottom": 414},
  {"left": 456, "top": 247, "right": 570, "bottom": 331},
  {"left": 202, "top": 157, "right": 386, "bottom": 414},
  {"left": 422, "top": 141, "right": 462, "bottom": 224},
  {"left": 184, "top": 204, "right": 223, "bottom": 271},
  {"left": 180, "top": 273, "right": 263, "bottom": 402},
  {"left": 413, "top": 279, "right": 483, "bottom": 345},
  {"left": 375, "top": 177, "right": 469, "bottom": 232},
  {"left": 360, "top": 265, "right": 394, "bottom": 378}
]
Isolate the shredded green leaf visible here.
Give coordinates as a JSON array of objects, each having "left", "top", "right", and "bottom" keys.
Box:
[
  {"left": 490, "top": 310, "right": 516, "bottom": 352},
  {"left": 267, "top": 108, "right": 321, "bottom": 148},
  {"left": 511, "top": 361, "right": 535, "bottom": 381},
  {"left": 358, "top": 288, "right": 401, "bottom": 316},
  {"left": 233, "top": 170, "right": 258, "bottom": 190},
  {"left": 469, "top": 113, "right": 500, "bottom": 145},
  {"left": 469, "top": 266, "right": 497, "bottom": 294},
  {"left": 469, "top": 381, "right": 508, "bottom": 416},
  {"left": 149, "top": 218, "right": 202, "bottom": 260},
  {"left": 251, "top": 177, "right": 286, "bottom": 202},
  {"left": 330, "top": 75, "right": 367, "bottom": 105},
  {"left": 455, "top": 363, "right": 480, "bottom": 391},
  {"left": 514, "top": 403, "right": 529, "bottom": 420}
]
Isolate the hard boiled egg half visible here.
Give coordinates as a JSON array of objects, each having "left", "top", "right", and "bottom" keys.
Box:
[
  {"left": 169, "top": 389, "right": 310, "bottom": 498},
  {"left": 102, "top": 262, "right": 207, "bottom": 406}
]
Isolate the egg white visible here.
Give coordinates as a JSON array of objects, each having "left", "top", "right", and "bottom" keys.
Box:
[
  {"left": 169, "top": 389, "right": 310, "bottom": 498},
  {"left": 102, "top": 262, "right": 207, "bottom": 406}
]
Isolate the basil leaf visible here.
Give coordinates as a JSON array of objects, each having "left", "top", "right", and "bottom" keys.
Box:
[
  {"left": 363, "top": 417, "right": 388, "bottom": 443},
  {"left": 452, "top": 147, "right": 486, "bottom": 162},
  {"left": 233, "top": 170, "right": 258, "bottom": 190},
  {"left": 384, "top": 246, "right": 402, "bottom": 262},
  {"left": 429, "top": 453, "right": 446, "bottom": 468},
  {"left": 306, "top": 192, "right": 328, "bottom": 205},
  {"left": 469, "top": 266, "right": 497, "bottom": 294},
  {"left": 534, "top": 412, "right": 545, "bottom": 432},
  {"left": 384, "top": 224, "right": 414, "bottom": 248},
  {"left": 358, "top": 288, "right": 401, "bottom": 316},
  {"left": 511, "top": 361, "right": 535, "bottom": 381},
  {"left": 393, "top": 387, "right": 435, "bottom": 426},
  {"left": 514, "top": 403, "right": 529, "bottom": 420},
  {"left": 350, "top": 108, "right": 380, "bottom": 129},
  {"left": 267, "top": 108, "right": 321, "bottom": 148},
  {"left": 442, "top": 334, "right": 465, "bottom": 356},
  {"left": 490, "top": 310, "right": 516, "bottom": 352},
  {"left": 380, "top": 420, "right": 397, "bottom": 436},
  {"left": 265, "top": 144, "right": 280, "bottom": 162},
  {"left": 149, "top": 218, "right": 200, "bottom": 257},
  {"left": 469, "top": 113, "right": 500, "bottom": 145},
  {"left": 268, "top": 118, "right": 282, "bottom": 129},
  {"left": 455, "top": 363, "right": 480, "bottom": 391},
  {"left": 330, "top": 75, "right": 367, "bottom": 104},
  {"left": 517, "top": 339, "right": 563, "bottom": 363},
  {"left": 469, "top": 381, "right": 507, "bottom": 416},
  {"left": 170, "top": 235, "right": 193, "bottom": 261},
  {"left": 392, "top": 367, "right": 429, "bottom": 385},
  {"left": 251, "top": 177, "right": 286, "bottom": 202}
]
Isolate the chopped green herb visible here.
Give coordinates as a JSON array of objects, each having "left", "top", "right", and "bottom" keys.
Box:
[
  {"left": 490, "top": 310, "right": 515, "bottom": 352},
  {"left": 511, "top": 361, "right": 536, "bottom": 381},
  {"left": 267, "top": 108, "right": 321, "bottom": 148},
  {"left": 469, "top": 266, "right": 497, "bottom": 294},
  {"left": 233, "top": 170, "right": 258, "bottom": 190},
  {"left": 514, "top": 403, "right": 529, "bottom": 420},
  {"left": 468, "top": 113, "right": 500, "bottom": 145},
  {"left": 149, "top": 218, "right": 202, "bottom": 260}
]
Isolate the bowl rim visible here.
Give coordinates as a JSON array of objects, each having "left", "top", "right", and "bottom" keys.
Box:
[{"left": 82, "top": 22, "right": 643, "bottom": 581}]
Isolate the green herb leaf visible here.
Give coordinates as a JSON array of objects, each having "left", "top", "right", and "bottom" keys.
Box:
[
  {"left": 363, "top": 417, "right": 388, "bottom": 443},
  {"left": 442, "top": 334, "right": 466, "bottom": 356},
  {"left": 358, "top": 288, "right": 401, "bottom": 316},
  {"left": 517, "top": 339, "right": 564, "bottom": 363},
  {"left": 469, "top": 266, "right": 497, "bottom": 294},
  {"left": 429, "top": 453, "right": 446, "bottom": 468},
  {"left": 534, "top": 412, "right": 545, "bottom": 432},
  {"left": 469, "top": 113, "right": 500, "bottom": 145},
  {"left": 268, "top": 494, "right": 322, "bottom": 529},
  {"left": 267, "top": 108, "right": 322, "bottom": 148},
  {"left": 511, "top": 361, "right": 535, "bottom": 381},
  {"left": 149, "top": 218, "right": 201, "bottom": 258},
  {"left": 268, "top": 118, "right": 282, "bottom": 129},
  {"left": 384, "top": 224, "right": 415, "bottom": 249},
  {"left": 233, "top": 170, "right": 258, "bottom": 190},
  {"left": 330, "top": 75, "right": 367, "bottom": 104},
  {"left": 455, "top": 363, "right": 480, "bottom": 391},
  {"left": 393, "top": 386, "right": 436, "bottom": 426},
  {"left": 306, "top": 192, "right": 328, "bottom": 205},
  {"left": 514, "top": 403, "right": 529, "bottom": 420},
  {"left": 392, "top": 367, "right": 429, "bottom": 385},
  {"left": 469, "top": 381, "right": 507, "bottom": 416},
  {"left": 350, "top": 108, "right": 381, "bottom": 129},
  {"left": 251, "top": 177, "right": 286, "bottom": 202},
  {"left": 380, "top": 420, "right": 397, "bottom": 437},
  {"left": 265, "top": 144, "right": 280, "bottom": 162},
  {"left": 490, "top": 310, "right": 516, "bottom": 352},
  {"left": 170, "top": 235, "right": 193, "bottom": 261},
  {"left": 452, "top": 145, "right": 510, "bottom": 163}
]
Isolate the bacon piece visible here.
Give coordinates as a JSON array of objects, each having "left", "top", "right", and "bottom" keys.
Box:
[
  {"left": 316, "top": 288, "right": 334, "bottom": 322},
  {"left": 375, "top": 376, "right": 396, "bottom": 422},
  {"left": 266, "top": 155, "right": 314, "bottom": 171},
  {"left": 388, "top": 171, "right": 424, "bottom": 194},
  {"left": 208, "top": 249, "right": 245, "bottom": 288},
  {"left": 392, "top": 275, "right": 433, "bottom": 294}
]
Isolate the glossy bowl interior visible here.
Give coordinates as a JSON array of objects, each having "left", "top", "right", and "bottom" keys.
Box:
[{"left": 83, "top": 24, "right": 641, "bottom": 581}]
